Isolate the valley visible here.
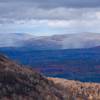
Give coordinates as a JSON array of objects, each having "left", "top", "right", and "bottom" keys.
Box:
[{"left": 0, "top": 47, "right": 100, "bottom": 82}]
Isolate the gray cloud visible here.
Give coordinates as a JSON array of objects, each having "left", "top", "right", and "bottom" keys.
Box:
[
  {"left": 0, "top": 7, "right": 99, "bottom": 23},
  {"left": 0, "top": 0, "right": 100, "bottom": 25},
  {"left": 0, "top": 0, "right": 100, "bottom": 8}
]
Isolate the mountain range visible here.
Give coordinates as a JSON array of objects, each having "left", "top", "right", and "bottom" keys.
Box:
[{"left": 1, "top": 33, "right": 100, "bottom": 49}]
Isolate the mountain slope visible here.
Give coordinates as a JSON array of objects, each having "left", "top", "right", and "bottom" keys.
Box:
[
  {"left": 0, "top": 55, "right": 100, "bottom": 100},
  {"left": 0, "top": 55, "right": 64, "bottom": 100}
]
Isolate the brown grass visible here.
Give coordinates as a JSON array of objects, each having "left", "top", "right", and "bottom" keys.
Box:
[{"left": 48, "top": 78, "right": 100, "bottom": 100}]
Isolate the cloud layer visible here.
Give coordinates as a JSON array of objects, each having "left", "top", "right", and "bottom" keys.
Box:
[
  {"left": 0, "top": 0, "right": 100, "bottom": 35},
  {"left": 1, "top": 0, "right": 100, "bottom": 8}
]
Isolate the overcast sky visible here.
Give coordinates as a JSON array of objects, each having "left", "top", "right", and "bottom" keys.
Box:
[{"left": 0, "top": 0, "right": 100, "bottom": 36}]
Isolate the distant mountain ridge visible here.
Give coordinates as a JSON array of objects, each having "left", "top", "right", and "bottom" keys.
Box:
[
  {"left": 0, "top": 33, "right": 33, "bottom": 47},
  {"left": 1, "top": 33, "right": 100, "bottom": 49}
]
